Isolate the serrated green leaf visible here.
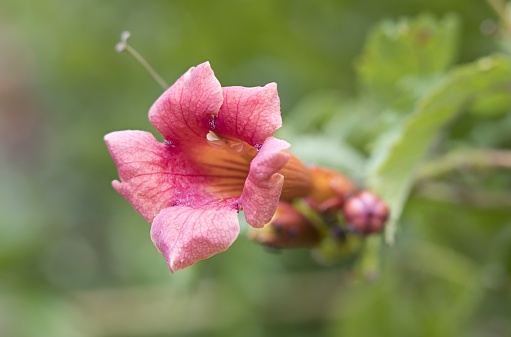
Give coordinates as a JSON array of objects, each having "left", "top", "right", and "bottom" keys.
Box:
[
  {"left": 357, "top": 14, "right": 460, "bottom": 107},
  {"left": 367, "top": 55, "right": 511, "bottom": 244}
]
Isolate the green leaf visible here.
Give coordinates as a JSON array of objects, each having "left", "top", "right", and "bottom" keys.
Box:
[
  {"left": 356, "top": 14, "right": 460, "bottom": 107},
  {"left": 283, "top": 133, "right": 367, "bottom": 179},
  {"left": 284, "top": 90, "right": 345, "bottom": 133},
  {"left": 367, "top": 55, "right": 511, "bottom": 244},
  {"left": 470, "top": 90, "right": 511, "bottom": 117}
]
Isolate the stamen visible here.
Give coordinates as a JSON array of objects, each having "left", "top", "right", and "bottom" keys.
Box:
[
  {"left": 206, "top": 131, "right": 227, "bottom": 149},
  {"left": 230, "top": 140, "right": 244, "bottom": 152},
  {"left": 115, "top": 31, "right": 169, "bottom": 90},
  {"left": 206, "top": 131, "right": 247, "bottom": 153}
]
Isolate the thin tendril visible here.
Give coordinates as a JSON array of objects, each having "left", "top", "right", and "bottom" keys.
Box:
[{"left": 116, "top": 31, "right": 169, "bottom": 90}]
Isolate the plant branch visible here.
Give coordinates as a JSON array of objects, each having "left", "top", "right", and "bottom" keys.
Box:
[
  {"left": 415, "top": 182, "right": 511, "bottom": 209},
  {"left": 415, "top": 149, "right": 511, "bottom": 183}
]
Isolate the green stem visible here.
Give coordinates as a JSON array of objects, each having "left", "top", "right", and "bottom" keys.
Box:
[
  {"left": 415, "top": 149, "right": 511, "bottom": 183},
  {"left": 416, "top": 182, "right": 511, "bottom": 208},
  {"left": 357, "top": 236, "right": 381, "bottom": 280}
]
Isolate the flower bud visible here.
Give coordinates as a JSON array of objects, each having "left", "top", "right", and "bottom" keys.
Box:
[
  {"left": 248, "top": 202, "right": 321, "bottom": 249},
  {"left": 343, "top": 191, "right": 389, "bottom": 235},
  {"left": 305, "top": 167, "right": 357, "bottom": 213}
]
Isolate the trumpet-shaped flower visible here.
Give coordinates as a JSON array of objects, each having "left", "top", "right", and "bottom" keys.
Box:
[{"left": 105, "top": 62, "right": 310, "bottom": 272}]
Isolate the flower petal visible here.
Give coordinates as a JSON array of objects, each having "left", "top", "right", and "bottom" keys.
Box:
[
  {"left": 150, "top": 204, "right": 240, "bottom": 272},
  {"left": 148, "top": 62, "right": 223, "bottom": 145},
  {"left": 240, "top": 137, "right": 290, "bottom": 227},
  {"left": 105, "top": 130, "right": 176, "bottom": 222},
  {"left": 214, "top": 83, "right": 282, "bottom": 147},
  {"left": 105, "top": 130, "right": 207, "bottom": 223}
]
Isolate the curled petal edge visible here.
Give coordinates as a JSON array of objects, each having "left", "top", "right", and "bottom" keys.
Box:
[
  {"left": 240, "top": 137, "right": 291, "bottom": 228},
  {"left": 150, "top": 204, "right": 240, "bottom": 272}
]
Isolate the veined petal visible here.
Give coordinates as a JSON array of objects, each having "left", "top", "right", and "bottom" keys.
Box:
[
  {"left": 189, "top": 143, "right": 252, "bottom": 199},
  {"left": 240, "top": 137, "right": 290, "bottom": 227},
  {"left": 150, "top": 204, "right": 240, "bottom": 272},
  {"left": 148, "top": 62, "right": 223, "bottom": 145},
  {"left": 105, "top": 130, "right": 176, "bottom": 222},
  {"left": 215, "top": 83, "right": 281, "bottom": 147},
  {"left": 105, "top": 130, "right": 210, "bottom": 223}
]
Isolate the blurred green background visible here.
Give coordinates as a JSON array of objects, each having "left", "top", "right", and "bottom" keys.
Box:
[{"left": 1, "top": 1, "right": 510, "bottom": 336}]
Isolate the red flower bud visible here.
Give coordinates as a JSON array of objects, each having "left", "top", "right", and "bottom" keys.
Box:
[{"left": 343, "top": 191, "right": 389, "bottom": 235}]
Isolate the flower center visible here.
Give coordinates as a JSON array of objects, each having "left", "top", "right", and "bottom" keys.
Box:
[
  {"left": 196, "top": 131, "right": 256, "bottom": 199},
  {"left": 206, "top": 131, "right": 244, "bottom": 152},
  {"left": 201, "top": 131, "right": 312, "bottom": 202}
]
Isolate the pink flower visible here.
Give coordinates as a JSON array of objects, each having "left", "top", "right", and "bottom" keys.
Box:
[{"left": 105, "top": 62, "right": 310, "bottom": 272}]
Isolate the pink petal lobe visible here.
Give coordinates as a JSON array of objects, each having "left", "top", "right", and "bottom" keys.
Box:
[
  {"left": 215, "top": 83, "right": 282, "bottom": 147},
  {"left": 105, "top": 130, "right": 192, "bottom": 223},
  {"left": 150, "top": 204, "right": 240, "bottom": 272},
  {"left": 148, "top": 62, "right": 223, "bottom": 145},
  {"left": 240, "top": 137, "right": 290, "bottom": 227}
]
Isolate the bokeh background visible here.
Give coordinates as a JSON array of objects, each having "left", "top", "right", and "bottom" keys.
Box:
[{"left": 1, "top": 1, "right": 510, "bottom": 336}]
